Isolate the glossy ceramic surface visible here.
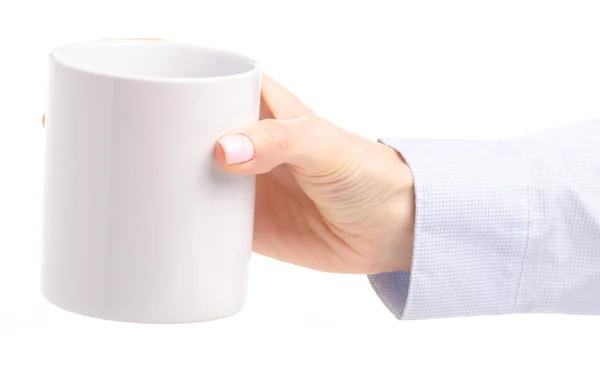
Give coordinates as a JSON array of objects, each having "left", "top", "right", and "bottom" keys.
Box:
[{"left": 42, "top": 40, "right": 260, "bottom": 323}]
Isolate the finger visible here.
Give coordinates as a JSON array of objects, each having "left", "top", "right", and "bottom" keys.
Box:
[
  {"left": 260, "top": 74, "right": 315, "bottom": 119},
  {"left": 216, "top": 117, "right": 349, "bottom": 176},
  {"left": 259, "top": 96, "right": 274, "bottom": 120}
]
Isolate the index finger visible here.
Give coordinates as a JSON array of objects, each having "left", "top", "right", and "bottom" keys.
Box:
[{"left": 260, "top": 74, "right": 315, "bottom": 120}]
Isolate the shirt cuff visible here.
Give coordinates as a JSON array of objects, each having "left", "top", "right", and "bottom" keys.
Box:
[{"left": 369, "top": 138, "right": 531, "bottom": 319}]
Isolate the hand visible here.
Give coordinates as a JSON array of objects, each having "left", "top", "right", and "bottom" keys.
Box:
[
  {"left": 41, "top": 38, "right": 415, "bottom": 274},
  {"left": 216, "top": 75, "right": 415, "bottom": 274}
]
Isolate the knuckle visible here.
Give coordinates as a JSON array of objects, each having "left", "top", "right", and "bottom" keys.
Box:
[
  {"left": 309, "top": 117, "right": 340, "bottom": 146},
  {"left": 262, "top": 120, "right": 291, "bottom": 153},
  {"left": 308, "top": 116, "right": 336, "bottom": 139},
  {"left": 311, "top": 116, "right": 333, "bottom": 129}
]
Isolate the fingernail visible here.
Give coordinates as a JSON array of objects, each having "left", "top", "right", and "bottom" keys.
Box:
[{"left": 218, "top": 134, "right": 255, "bottom": 164}]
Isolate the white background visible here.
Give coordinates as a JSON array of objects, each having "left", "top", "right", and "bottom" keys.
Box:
[{"left": 1, "top": 0, "right": 599, "bottom": 379}]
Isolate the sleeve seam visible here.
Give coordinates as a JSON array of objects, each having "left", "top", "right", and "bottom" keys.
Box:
[{"left": 497, "top": 140, "right": 533, "bottom": 313}]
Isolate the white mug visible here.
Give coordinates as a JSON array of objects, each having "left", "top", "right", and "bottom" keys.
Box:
[{"left": 42, "top": 40, "right": 259, "bottom": 323}]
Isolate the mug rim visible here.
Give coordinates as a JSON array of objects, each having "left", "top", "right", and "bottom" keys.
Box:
[{"left": 50, "top": 39, "right": 260, "bottom": 83}]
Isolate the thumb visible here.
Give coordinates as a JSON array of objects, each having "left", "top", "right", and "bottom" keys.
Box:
[{"left": 215, "top": 117, "right": 350, "bottom": 175}]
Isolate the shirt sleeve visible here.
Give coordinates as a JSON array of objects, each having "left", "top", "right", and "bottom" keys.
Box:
[{"left": 369, "top": 120, "right": 600, "bottom": 319}]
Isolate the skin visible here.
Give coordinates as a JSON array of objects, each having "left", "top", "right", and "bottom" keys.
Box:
[
  {"left": 215, "top": 76, "right": 415, "bottom": 274},
  {"left": 43, "top": 39, "right": 415, "bottom": 275}
]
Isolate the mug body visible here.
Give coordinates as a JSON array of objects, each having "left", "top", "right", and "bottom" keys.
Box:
[{"left": 42, "top": 40, "right": 259, "bottom": 323}]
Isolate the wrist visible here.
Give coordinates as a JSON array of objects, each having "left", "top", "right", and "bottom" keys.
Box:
[{"left": 379, "top": 145, "right": 415, "bottom": 273}]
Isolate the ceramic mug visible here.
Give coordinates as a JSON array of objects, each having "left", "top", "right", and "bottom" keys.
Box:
[{"left": 42, "top": 40, "right": 259, "bottom": 323}]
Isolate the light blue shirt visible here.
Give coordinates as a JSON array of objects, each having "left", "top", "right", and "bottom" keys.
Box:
[{"left": 369, "top": 120, "right": 600, "bottom": 319}]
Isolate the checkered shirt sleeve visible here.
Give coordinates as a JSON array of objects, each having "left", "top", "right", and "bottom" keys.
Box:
[{"left": 369, "top": 120, "right": 600, "bottom": 319}]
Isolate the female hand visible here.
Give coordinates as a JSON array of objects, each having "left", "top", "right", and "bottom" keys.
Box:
[
  {"left": 42, "top": 40, "right": 415, "bottom": 274},
  {"left": 216, "top": 75, "right": 415, "bottom": 274}
]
